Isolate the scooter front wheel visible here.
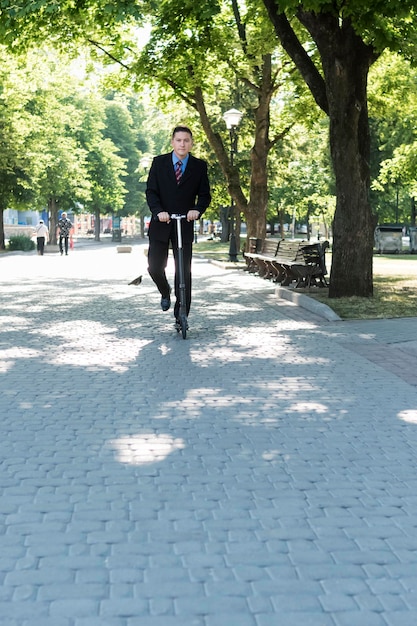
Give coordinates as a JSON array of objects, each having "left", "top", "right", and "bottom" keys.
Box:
[{"left": 179, "top": 314, "right": 188, "bottom": 339}]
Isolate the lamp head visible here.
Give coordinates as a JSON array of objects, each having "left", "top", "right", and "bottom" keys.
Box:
[{"left": 223, "top": 108, "right": 243, "bottom": 130}]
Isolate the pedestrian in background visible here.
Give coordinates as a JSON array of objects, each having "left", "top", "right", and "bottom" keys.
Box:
[
  {"left": 35, "top": 220, "right": 49, "bottom": 256},
  {"left": 56, "top": 212, "right": 73, "bottom": 256}
]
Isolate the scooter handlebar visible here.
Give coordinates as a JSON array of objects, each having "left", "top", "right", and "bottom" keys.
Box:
[{"left": 153, "top": 213, "right": 187, "bottom": 221}]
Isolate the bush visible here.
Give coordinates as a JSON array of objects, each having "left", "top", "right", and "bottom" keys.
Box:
[{"left": 8, "top": 235, "right": 35, "bottom": 251}]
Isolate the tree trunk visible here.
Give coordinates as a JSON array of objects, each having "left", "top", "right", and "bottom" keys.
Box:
[
  {"left": 242, "top": 55, "right": 272, "bottom": 241},
  {"left": 278, "top": 207, "right": 286, "bottom": 239},
  {"left": 94, "top": 207, "right": 100, "bottom": 241},
  {"left": 411, "top": 196, "right": 416, "bottom": 226},
  {"left": 262, "top": 3, "right": 379, "bottom": 298},
  {"left": 306, "top": 201, "right": 312, "bottom": 241},
  {"left": 48, "top": 197, "right": 59, "bottom": 245},
  {"left": 0, "top": 208, "right": 5, "bottom": 250},
  {"left": 219, "top": 205, "right": 230, "bottom": 243},
  {"left": 314, "top": 19, "right": 376, "bottom": 297},
  {"left": 246, "top": 212, "right": 270, "bottom": 241}
]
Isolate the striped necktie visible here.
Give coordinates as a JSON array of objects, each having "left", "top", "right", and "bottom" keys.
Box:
[{"left": 175, "top": 160, "right": 182, "bottom": 184}]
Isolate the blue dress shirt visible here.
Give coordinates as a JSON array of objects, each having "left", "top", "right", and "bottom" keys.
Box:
[{"left": 172, "top": 154, "right": 189, "bottom": 175}]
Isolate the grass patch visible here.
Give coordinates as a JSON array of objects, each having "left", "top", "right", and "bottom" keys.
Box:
[
  {"left": 308, "top": 277, "right": 417, "bottom": 319},
  {"left": 194, "top": 238, "right": 235, "bottom": 257},
  {"left": 296, "top": 254, "right": 417, "bottom": 319}
]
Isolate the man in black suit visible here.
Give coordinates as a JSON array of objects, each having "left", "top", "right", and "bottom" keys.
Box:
[{"left": 146, "top": 126, "right": 211, "bottom": 326}]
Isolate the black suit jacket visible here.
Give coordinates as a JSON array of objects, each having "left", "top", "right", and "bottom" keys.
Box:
[{"left": 146, "top": 152, "right": 211, "bottom": 244}]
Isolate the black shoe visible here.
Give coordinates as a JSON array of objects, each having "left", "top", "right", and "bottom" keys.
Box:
[{"left": 161, "top": 289, "right": 171, "bottom": 311}]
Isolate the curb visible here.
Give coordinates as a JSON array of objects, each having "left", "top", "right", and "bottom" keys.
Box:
[{"left": 275, "top": 286, "right": 341, "bottom": 321}]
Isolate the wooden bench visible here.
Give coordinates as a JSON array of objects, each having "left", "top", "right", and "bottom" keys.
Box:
[
  {"left": 290, "top": 241, "right": 329, "bottom": 287},
  {"left": 243, "top": 237, "right": 261, "bottom": 273},
  {"left": 245, "top": 238, "right": 305, "bottom": 283},
  {"left": 244, "top": 238, "right": 280, "bottom": 278},
  {"left": 270, "top": 240, "right": 306, "bottom": 285},
  {"left": 244, "top": 238, "right": 329, "bottom": 287}
]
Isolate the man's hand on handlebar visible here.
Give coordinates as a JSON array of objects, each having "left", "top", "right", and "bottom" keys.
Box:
[
  {"left": 157, "top": 210, "right": 200, "bottom": 223},
  {"left": 186, "top": 210, "right": 200, "bottom": 222}
]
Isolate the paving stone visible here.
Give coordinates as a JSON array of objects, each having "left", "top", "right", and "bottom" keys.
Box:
[
  {"left": 333, "top": 612, "right": 387, "bottom": 625},
  {"left": 49, "top": 599, "right": 99, "bottom": 617},
  {"left": 256, "top": 612, "right": 335, "bottom": 625},
  {"left": 1, "top": 243, "right": 417, "bottom": 625},
  {"left": 205, "top": 613, "right": 257, "bottom": 626},
  {"left": 99, "top": 598, "right": 148, "bottom": 617},
  {"left": 383, "top": 612, "right": 417, "bottom": 626}
]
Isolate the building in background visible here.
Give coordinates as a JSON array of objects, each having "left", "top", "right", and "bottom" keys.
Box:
[{"left": 4, "top": 208, "right": 138, "bottom": 240}]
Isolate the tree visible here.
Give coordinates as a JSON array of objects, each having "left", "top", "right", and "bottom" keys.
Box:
[
  {"left": 267, "top": 118, "right": 333, "bottom": 237},
  {"left": 368, "top": 52, "right": 417, "bottom": 225},
  {"left": 0, "top": 42, "right": 140, "bottom": 246},
  {"left": 74, "top": 94, "right": 128, "bottom": 240},
  {"left": 139, "top": 1, "right": 333, "bottom": 243},
  {"left": 25, "top": 64, "right": 93, "bottom": 244},
  {"left": 103, "top": 96, "right": 142, "bottom": 217},
  {"left": 0, "top": 0, "right": 311, "bottom": 244},
  {"left": 0, "top": 50, "right": 38, "bottom": 249},
  {"left": 3, "top": 1, "right": 416, "bottom": 297},
  {"left": 261, "top": 0, "right": 417, "bottom": 297}
]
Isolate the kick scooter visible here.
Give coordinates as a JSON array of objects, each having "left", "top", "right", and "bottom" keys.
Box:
[{"left": 171, "top": 214, "right": 188, "bottom": 339}]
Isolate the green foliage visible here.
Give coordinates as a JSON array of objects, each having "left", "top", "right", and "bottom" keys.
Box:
[
  {"left": 0, "top": 47, "right": 41, "bottom": 249},
  {"left": 368, "top": 51, "right": 417, "bottom": 223},
  {"left": 1, "top": 0, "right": 417, "bottom": 249},
  {"left": 0, "top": 45, "right": 157, "bottom": 249},
  {"left": 132, "top": 1, "right": 321, "bottom": 230},
  {"left": 0, "top": 0, "right": 333, "bottom": 238},
  {"left": 0, "top": 0, "right": 144, "bottom": 53},
  {"left": 73, "top": 92, "right": 127, "bottom": 217},
  {"left": 267, "top": 118, "right": 334, "bottom": 227},
  {"left": 103, "top": 96, "right": 142, "bottom": 216},
  {"left": 275, "top": 0, "right": 417, "bottom": 58},
  {"left": 0, "top": 48, "right": 97, "bottom": 218},
  {"left": 7, "top": 235, "right": 35, "bottom": 251}
]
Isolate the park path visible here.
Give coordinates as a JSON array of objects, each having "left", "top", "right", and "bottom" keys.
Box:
[{"left": 0, "top": 242, "right": 417, "bottom": 625}]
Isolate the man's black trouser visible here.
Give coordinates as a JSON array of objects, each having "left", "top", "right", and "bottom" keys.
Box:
[
  {"left": 37, "top": 237, "right": 46, "bottom": 255},
  {"left": 148, "top": 238, "right": 192, "bottom": 318},
  {"left": 59, "top": 235, "right": 69, "bottom": 254}
]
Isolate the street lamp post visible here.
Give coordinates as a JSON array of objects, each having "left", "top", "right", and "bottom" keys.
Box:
[{"left": 223, "top": 108, "right": 243, "bottom": 262}]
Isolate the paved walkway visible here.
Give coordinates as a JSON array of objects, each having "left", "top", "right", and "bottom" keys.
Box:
[{"left": 1, "top": 241, "right": 417, "bottom": 626}]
